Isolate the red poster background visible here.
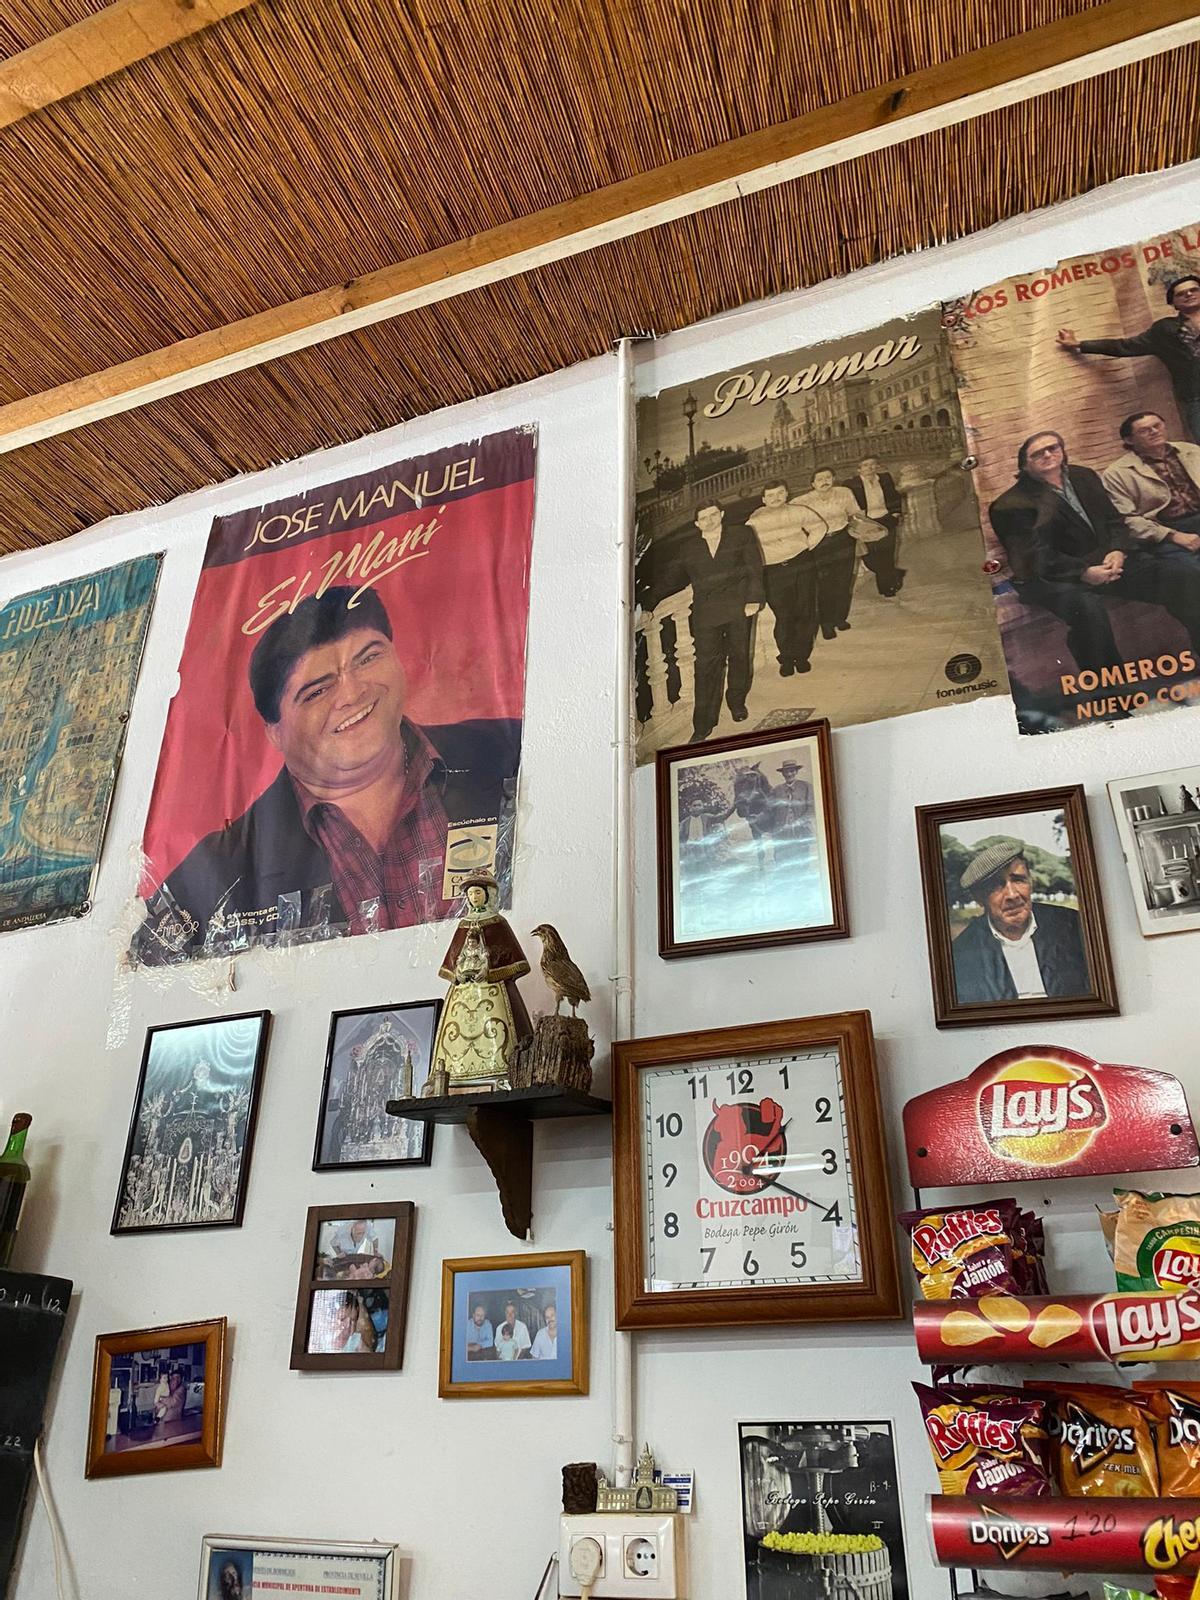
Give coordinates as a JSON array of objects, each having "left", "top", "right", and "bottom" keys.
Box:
[{"left": 141, "top": 432, "right": 535, "bottom": 890}]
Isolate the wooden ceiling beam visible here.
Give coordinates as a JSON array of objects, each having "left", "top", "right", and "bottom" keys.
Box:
[
  {"left": 0, "top": 0, "right": 259, "bottom": 128},
  {"left": 0, "top": 0, "right": 1197, "bottom": 457}
]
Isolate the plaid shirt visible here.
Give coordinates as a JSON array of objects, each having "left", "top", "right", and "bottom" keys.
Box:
[{"left": 292, "top": 721, "right": 455, "bottom": 934}]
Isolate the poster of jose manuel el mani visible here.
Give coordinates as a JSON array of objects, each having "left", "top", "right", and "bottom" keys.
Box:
[{"left": 133, "top": 429, "right": 536, "bottom": 966}]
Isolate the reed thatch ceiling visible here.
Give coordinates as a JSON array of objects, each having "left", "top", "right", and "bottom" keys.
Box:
[{"left": 0, "top": 0, "right": 1196, "bottom": 551}]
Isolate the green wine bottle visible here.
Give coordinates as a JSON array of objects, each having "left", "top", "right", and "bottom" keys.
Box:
[{"left": 0, "top": 1113, "right": 32, "bottom": 1269}]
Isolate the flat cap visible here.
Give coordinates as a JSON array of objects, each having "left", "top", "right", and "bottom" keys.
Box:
[{"left": 960, "top": 838, "right": 1026, "bottom": 893}]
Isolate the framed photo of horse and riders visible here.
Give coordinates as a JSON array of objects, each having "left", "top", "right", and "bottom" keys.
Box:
[{"left": 656, "top": 719, "right": 847, "bottom": 958}]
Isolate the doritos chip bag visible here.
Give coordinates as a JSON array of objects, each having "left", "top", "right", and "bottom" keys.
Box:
[
  {"left": 1031, "top": 1383, "right": 1158, "bottom": 1497},
  {"left": 1135, "top": 1382, "right": 1200, "bottom": 1497},
  {"left": 914, "top": 1382, "right": 1052, "bottom": 1496},
  {"left": 1114, "top": 1190, "right": 1200, "bottom": 1292},
  {"left": 899, "top": 1201, "right": 1020, "bottom": 1300}
]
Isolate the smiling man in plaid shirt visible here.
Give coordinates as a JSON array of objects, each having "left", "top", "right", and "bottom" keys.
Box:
[{"left": 135, "top": 587, "right": 520, "bottom": 963}]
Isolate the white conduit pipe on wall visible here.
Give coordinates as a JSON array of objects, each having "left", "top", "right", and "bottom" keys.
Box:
[{"left": 611, "top": 336, "right": 639, "bottom": 1487}]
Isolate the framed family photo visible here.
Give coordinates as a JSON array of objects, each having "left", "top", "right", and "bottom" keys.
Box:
[
  {"left": 439, "top": 1250, "right": 587, "bottom": 1398},
  {"left": 198, "top": 1536, "right": 397, "bottom": 1600},
  {"left": 1108, "top": 765, "right": 1200, "bottom": 937},
  {"left": 655, "top": 720, "right": 847, "bottom": 958},
  {"left": 313, "top": 1000, "right": 440, "bottom": 1171},
  {"left": 112, "top": 1011, "right": 270, "bottom": 1233},
  {"left": 86, "top": 1317, "right": 225, "bottom": 1479},
  {"left": 290, "top": 1201, "right": 415, "bottom": 1372},
  {"left": 916, "top": 785, "right": 1117, "bottom": 1028}
]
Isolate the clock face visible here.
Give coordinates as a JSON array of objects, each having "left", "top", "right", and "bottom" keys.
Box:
[{"left": 639, "top": 1047, "right": 861, "bottom": 1293}]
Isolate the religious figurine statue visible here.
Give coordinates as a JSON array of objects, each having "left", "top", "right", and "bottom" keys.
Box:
[{"left": 423, "top": 871, "right": 533, "bottom": 1095}]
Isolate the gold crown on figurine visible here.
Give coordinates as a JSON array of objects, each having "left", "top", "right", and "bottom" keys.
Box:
[{"left": 595, "top": 1445, "right": 678, "bottom": 1513}]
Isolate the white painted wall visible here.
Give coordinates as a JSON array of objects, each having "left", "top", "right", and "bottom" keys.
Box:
[{"left": 8, "top": 160, "right": 1200, "bottom": 1600}]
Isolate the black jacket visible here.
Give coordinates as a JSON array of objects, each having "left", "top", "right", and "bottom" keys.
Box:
[
  {"left": 668, "top": 521, "right": 765, "bottom": 626},
  {"left": 133, "top": 719, "right": 521, "bottom": 965},
  {"left": 988, "top": 464, "right": 1129, "bottom": 585},
  {"left": 951, "top": 902, "right": 1091, "bottom": 1005},
  {"left": 844, "top": 471, "right": 903, "bottom": 519},
  {"left": 1080, "top": 317, "right": 1200, "bottom": 403}
]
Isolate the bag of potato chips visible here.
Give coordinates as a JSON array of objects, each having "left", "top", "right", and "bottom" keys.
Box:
[
  {"left": 899, "top": 1201, "right": 1020, "bottom": 1300},
  {"left": 1134, "top": 1382, "right": 1200, "bottom": 1497},
  {"left": 1030, "top": 1382, "right": 1158, "bottom": 1497},
  {"left": 1114, "top": 1189, "right": 1200, "bottom": 1292},
  {"left": 914, "top": 1381, "right": 1052, "bottom": 1496}
]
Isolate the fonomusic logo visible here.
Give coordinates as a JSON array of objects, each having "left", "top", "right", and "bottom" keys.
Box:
[
  {"left": 701, "top": 1099, "right": 787, "bottom": 1195},
  {"left": 978, "top": 1056, "right": 1106, "bottom": 1167}
]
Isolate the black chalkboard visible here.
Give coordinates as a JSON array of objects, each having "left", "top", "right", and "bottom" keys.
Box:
[{"left": 0, "top": 1269, "right": 72, "bottom": 1600}]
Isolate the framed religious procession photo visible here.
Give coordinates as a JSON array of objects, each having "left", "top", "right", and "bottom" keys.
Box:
[
  {"left": 655, "top": 720, "right": 848, "bottom": 959},
  {"left": 915, "top": 785, "right": 1118, "bottom": 1029},
  {"left": 439, "top": 1250, "right": 587, "bottom": 1398},
  {"left": 86, "top": 1317, "right": 226, "bottom": 1479},
  {"left": 612, "top": 1014, "right": 901, "bottom": 1330},
  {"left": 290, "top": 1201, "right": 416, "bottom": 1372},
  {"left": 111, "top": 1012, "right": 271, "bottom": 1235},
  {"left": 198, "top": 1535, "right": 397, "bottom": 1600},
  {"left": 312, "top": 1000, "right": 441, "bottom": 1171},
  {"left": 1108, "top": 765, "right": 1200, "bottom": 937}
]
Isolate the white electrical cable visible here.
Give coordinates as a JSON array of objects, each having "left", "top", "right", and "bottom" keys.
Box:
[{"left": 33, "top": 1436, "right": 69, "bottom": 1600}]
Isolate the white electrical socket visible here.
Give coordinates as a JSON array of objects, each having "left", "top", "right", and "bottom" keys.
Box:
[{"left": 559, "top": 1514, "right": 686, "bottom": 1598}]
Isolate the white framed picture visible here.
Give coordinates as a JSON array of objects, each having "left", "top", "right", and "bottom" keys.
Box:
[
  {"left": 1108, "top": 767, "right": 1200, "bottom": 936},
  {"left": 199, "top": 1536, "right": 397, "bottom": 1600}
]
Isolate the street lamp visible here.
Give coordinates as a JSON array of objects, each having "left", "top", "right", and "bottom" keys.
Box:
[{"left": 683, "top": 391, "right": 698, "bottom": 479}]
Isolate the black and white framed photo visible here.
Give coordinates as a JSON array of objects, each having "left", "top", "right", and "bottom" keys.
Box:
[
  {"left": 112, "top": 1012, "right": 270, "bottom": 1233},
  {"left": 739, "top": 1420, "right": 909, "bottom": 1600},
  {"left": 198, "top": 1536, "right": 396, "bottom": 1600},
  {"left": 313, "top": 1000, "right": 440, "bottom": 1170},
  {"left": 1108, "top": 766, "right": 1200, "bottom": 936},
  {"left": 655, "top": 720, "right": 848, "bottom": 958}
]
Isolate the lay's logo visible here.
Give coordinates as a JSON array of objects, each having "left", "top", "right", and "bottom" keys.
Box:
[
  {"left": 979, "top": 1057, "right": 1106, "bottom": 1167},
  {"left": 1153, "top": 1243, "right": 1200, "bottom": 1289}
]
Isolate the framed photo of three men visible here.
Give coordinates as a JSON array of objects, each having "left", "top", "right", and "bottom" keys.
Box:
[{"left": 916, "top": 784, "right": 1117, "bottom": 1028}]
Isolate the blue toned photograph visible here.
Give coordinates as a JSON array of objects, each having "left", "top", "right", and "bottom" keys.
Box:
[
  {"left": 441, "top": 1252, "right": 587, "bottom": 1397},
  {"left": 206, "top": 1547, "right": 252, "bottom": 1600},
  {"left": 112, "top": 1011, "right": 270, "bottom": 1233},
  {"left": 314, "top": 1000, "right": 439, "bottom": 1170}
]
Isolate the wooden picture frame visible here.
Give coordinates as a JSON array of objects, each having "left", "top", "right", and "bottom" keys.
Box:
[
  {"left": 915, "top": 785, "right": 1118, "bottom": 1029},
  {"left": 655, "top": 719, "right": 848, "bottom": 959},
  {"left": 439, "top": 1250, "right": 587, "bottom": 1398},
  {"left": 289, "top": 1201, "right": 415, "bottom": 1372},
  {"left": 312, "top": 999, "right": 441, "bottom": 1171},
  {"left": 86, "top": 1317, "right": 226, "bottom": 1478},
  {"left": 111, "top": 1010, "right": 271, "bottom": 1234},
  {"left": 612, "top": 1013, "right": 901, "bottom": 1330}
]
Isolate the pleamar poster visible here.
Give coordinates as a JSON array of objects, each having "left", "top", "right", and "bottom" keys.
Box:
[
  {"left": 134, "top": 430, "right": 536, "bottom": 965},
  {"left": 0, "top": 554, "right": 159, "bottom": 931},
  {"left": 633, "top": 308, "right": 1007, "bottom": 764}
]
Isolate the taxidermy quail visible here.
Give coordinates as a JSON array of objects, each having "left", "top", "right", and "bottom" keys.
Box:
[{"left": 530, "top": 924, "right": 591, "bottom": 1016}]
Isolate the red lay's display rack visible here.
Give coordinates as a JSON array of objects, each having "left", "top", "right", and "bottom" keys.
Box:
[
  {"left": 901, "top": 1047, "right": 1200, "bottom": 1592},
  {"left": 903, "top": 1045, "right": 1198, "bottom": 1190}
]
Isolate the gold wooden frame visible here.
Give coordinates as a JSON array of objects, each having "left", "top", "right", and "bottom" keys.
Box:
[
  {"left": 438, "top": 1250, "right": 587, "bottom": 1398},
  {"left": 86, "top": 1317, "right": 226, "bottom": 1479}
]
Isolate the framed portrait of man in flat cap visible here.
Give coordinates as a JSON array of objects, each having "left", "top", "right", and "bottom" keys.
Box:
[{"left": 915, "top": 785, "right": 1118, "bottom": 1028}]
